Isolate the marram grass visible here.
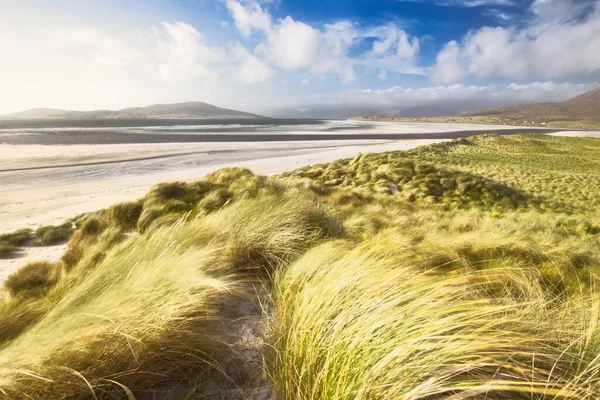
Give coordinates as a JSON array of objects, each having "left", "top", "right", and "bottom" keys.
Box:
[{"left": 0, "top": 134, "right": 599, "bottom": 398}]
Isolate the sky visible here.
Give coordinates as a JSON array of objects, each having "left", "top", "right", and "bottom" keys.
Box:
[{"left": 0, "top": 0, "right": 598, "bottom": 114}]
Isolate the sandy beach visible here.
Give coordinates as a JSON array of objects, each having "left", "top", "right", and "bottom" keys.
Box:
[
  {"left": 0, "top": 121, "right": 591, "bottom": 234},
  {"left": 0, "top": 139, "right": 445, "bottom": 234},
  {"left": 0, "top": 136, "right": 443, "bottom": 282}
]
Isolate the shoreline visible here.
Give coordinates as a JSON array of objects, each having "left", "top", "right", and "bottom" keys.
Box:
[{"left": 0, "top": 139, "right": 447, "bottom": 234}]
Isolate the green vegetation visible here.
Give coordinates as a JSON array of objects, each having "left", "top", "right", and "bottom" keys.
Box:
[
  {"left": 352, "top": 115, "right": 600, "bottom": 129},
  {"left": 0, "top": 229, "right": 32, "bottom": 258},
  {"left": 1, "top": 134, "right": 600, "bottom": 398},
  {"left": 35, "top": 223, "right": 74, "bottom": 245},
  {"left": 3, "top": 260, "right": 64, "bottom": 299}
]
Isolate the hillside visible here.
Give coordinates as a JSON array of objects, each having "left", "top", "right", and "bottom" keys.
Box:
[
  {"left": 1, "top": 134, "right": 600, "bottom": 398},
  {"left": 0, "top": 102, "right": 263, "bottom": 120},
  {"left": 463, "top": 86, "right": 600, "bottom": 122}
]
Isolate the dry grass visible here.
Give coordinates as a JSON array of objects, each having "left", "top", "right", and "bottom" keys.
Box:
[{"left": 1, "top": 135, "right": 599, "bottom": 398}]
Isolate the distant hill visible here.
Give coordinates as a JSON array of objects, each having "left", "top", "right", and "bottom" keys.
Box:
[
  {"left": 0, "top": 102, "right": 264, "bottom": 120},
  {"left": 463, "top": 86, "right": 600, "bottom": 122}
]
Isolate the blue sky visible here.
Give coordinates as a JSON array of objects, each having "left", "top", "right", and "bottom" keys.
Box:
[{"left": 0, "top": 0, "right": 598, "bottom": 114}]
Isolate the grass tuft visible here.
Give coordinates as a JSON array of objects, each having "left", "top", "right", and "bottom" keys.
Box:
[{"left": 35, "top": 223, "right": 73, "bottom": 245}]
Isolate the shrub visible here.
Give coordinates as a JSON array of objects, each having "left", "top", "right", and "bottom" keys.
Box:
[{"left": 3, "top": 261, "right": 64, "bottom": 298}]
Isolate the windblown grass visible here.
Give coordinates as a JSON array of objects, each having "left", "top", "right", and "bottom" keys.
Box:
[
  {"left": 35, "top": 223, "right": 74, "bottom": 246},
  {"left": 1, "top": 135, "right": 599, "bottom": 398},
  {"left": 270, "top": 234, "right": 600, "bottom": 398},
  {"left": 0, "top": 229, "right": 32, "bottom": 258}
]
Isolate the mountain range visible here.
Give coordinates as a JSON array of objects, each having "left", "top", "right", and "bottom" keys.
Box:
[
  {"left": 0, "top": 102, "right": 263, "bottom": 120},
  {"left": 463, "top": 86, "right": 600, "bottom": 122},
  {"left": 3, "top": 86, "right": 598, "bottom": 121}
]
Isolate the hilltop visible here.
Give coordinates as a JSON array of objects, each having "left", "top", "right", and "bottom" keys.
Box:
[{"left": 0, "top": 101, "right": 264, "bottom": 120}]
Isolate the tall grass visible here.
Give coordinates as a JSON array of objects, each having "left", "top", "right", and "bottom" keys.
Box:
[
  {"left": 0, "top": 229, "right": 32, "bottom": 258},
  {"left": 270, "top": 233, "right": 599, "bottom": 399},
  {"left": 0, "top": 192, "right": 340, "bottom": 397},
  {"left": 1, "top": 135, "right": 599, "bottom": 398}
]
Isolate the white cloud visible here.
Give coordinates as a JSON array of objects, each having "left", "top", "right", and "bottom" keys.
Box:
[
  {"left": 155, "top": 21, "right": 224, "bottom": 82},
  {"left": 301, "top": 78, "right": 310, "bottom": 86},
  {"left": 431, "top": 0, "right": 600, "bottom": 84},
  {"left": 225, "top": 1, "right": 421, "bottom": 82},
  {"left": 267, "top": 17, "right": 321, "bottom": 70},
  {"left": 231, "top": 43, "right": 274, "bottom": 83},
  {"left": 225, "top": 0, "right": 272, "bottom": 36},
  {"left": 362, "top": 25, "right": 422, "bottom": 74},
  {"left": 396, "top": 0, "right": 515, "bottom": 7}
]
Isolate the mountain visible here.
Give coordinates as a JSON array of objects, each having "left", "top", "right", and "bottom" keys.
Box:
[
  {"left": 0, "top": 102, "right": 264, "bottom": 120},
  {"left": 463, "top": 86, "right": 600, "bottom": 121}
]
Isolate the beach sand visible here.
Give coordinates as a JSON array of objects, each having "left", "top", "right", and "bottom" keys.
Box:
[
  {"left": 0, "top": 139, "right": 446, "bottom": 234},
  {"left": 0, "top": 138, "right": 446, "bottom": 282}
]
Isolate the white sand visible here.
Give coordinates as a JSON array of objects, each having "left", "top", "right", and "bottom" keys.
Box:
[
  {"left": 0, "top": 139, "right": 446, "bottom": 235},
  {"left": 547, "top": 131, "right": 600, "bottom": 138},
  {"left": 0, "top": 140, "right": 388, "bottom": 171},
  {"left": 0, "top": 137, "right": 446, "bottom": 281}
]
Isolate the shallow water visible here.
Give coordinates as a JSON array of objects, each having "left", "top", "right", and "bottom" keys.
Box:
[{"left": 0, "top": 119, "right": 369, "bottom": 145}]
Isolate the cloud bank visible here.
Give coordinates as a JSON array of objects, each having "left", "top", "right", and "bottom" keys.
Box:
[
  {"left": 257, "top": 81, "right": 593, "bottom": 115},
  {"left": 432, "top": 0, "right": 600, "bottom": 84}
]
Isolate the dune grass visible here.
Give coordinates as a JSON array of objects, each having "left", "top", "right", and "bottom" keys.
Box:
[
  {"left": 0, "top": 134, "right": 599, "bottom": 398},
  {"left": 270, "top": 235, "right": 600, "bottom": 398},
  {"left": 0, "top": 229, "right": 32, "bottom": 258},
  {"left": 35, "top": 223, "right": 74, "bottom": 246}
]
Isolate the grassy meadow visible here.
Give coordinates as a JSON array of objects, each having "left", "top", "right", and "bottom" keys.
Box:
[{"left": 1, "top": 134, "right": 600, "bottom": 399}]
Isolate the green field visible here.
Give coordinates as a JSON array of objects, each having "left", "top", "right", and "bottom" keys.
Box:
[{"left": 1, "top": 134, "right": 600, "bottom": 399}]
